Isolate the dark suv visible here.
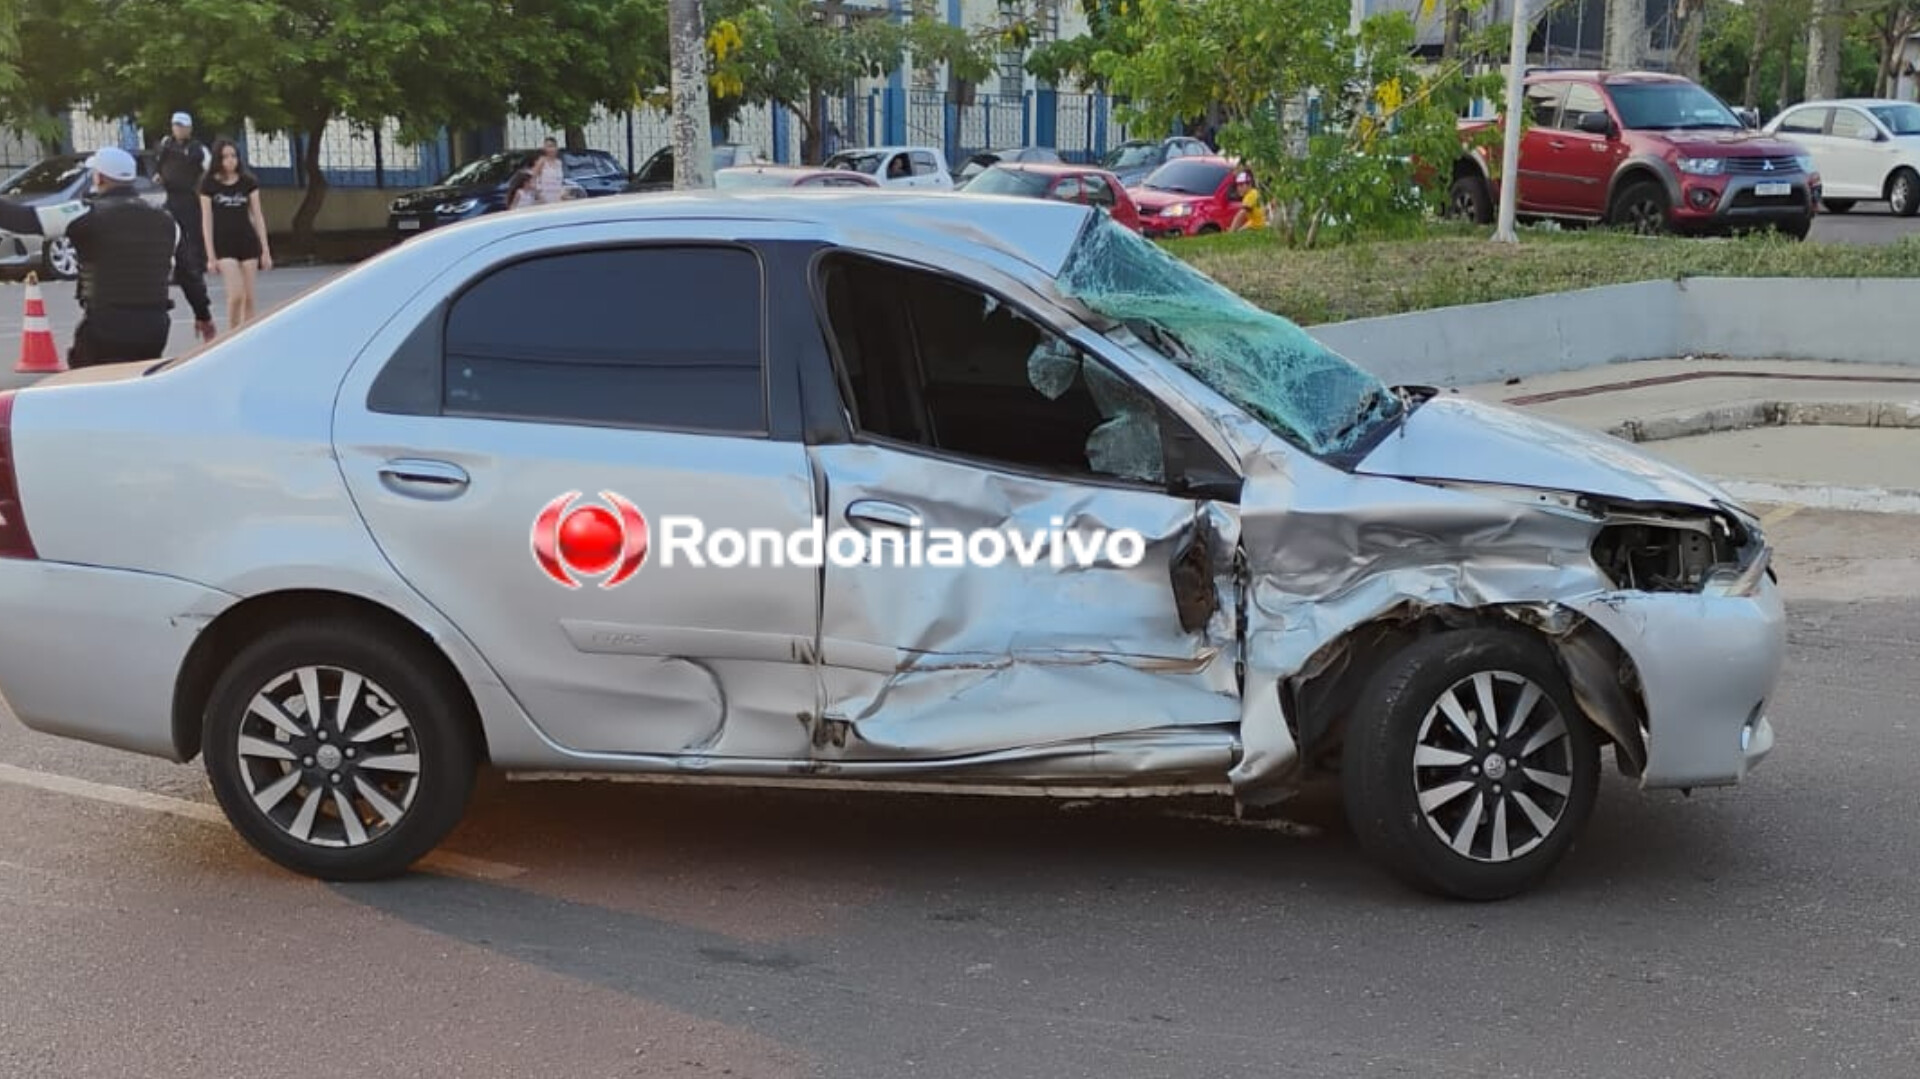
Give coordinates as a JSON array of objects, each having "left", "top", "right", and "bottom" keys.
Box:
[
  {"left": 1451, "top": 71, "right": 1820, "bottom": 239},
  {"left": 387, "top": 148, "right": 629, "bottom": 239}
]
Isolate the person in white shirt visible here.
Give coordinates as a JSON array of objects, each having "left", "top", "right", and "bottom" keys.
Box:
[{"left": 530, "top": 137, "right": 567, "bottom": 204}]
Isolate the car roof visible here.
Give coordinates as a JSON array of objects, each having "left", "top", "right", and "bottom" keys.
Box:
[
  {"left": 379, "top": 189, "right": 1096, "bottom": 278},
  {"left": 1529, "top": 69, "right": 1691, "bottom": 85},
  {"left": 998, "top": 162, "right": 1112, "bottom": 177},
  {"left": 1808, "top": 97, "right": 1914, "bottom": 107}
]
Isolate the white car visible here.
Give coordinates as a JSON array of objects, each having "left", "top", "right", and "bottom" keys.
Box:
[
  {"left": 821, "top": 145, "right": 954, "bottom": 189},
  {"left": 1764, "top": 98, "right": 1920, "bottom": 216}
]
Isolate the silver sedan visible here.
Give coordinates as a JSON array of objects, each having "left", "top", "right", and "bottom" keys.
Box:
[{"left": 0, "top": 190, "right": 1784, "bottom": 899}]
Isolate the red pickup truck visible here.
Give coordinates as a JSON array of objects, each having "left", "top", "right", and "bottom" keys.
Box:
[{"left": 1448, "top": 70, "right": 1820, "bottom": 239}]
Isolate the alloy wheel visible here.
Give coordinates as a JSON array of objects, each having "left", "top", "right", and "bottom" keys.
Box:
[
  {"left": 45, "top": 237, "right": 78, "bottom": 278},
  {"left": 1623, "top": 198, "right": 1665, "bottom": 234},
  {"left": 1411, "top": 670, "right": 1576, "bottom": 864},
  {"left": 235, "top": 665, "right": 421, "bottom": 848},
  {"left": 1893, "top": 174, "right": 1916, "bottom": 216}
]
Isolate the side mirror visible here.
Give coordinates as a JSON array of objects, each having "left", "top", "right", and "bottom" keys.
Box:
[
  {"left": 1734, "top": 107, "right": 1761, "bottom": 129},
  {"left": 1576, "top": 111, "right": 1616, "bottom": 137}
]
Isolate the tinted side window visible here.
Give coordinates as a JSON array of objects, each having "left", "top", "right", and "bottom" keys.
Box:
[
  {"left": 1831, "top": 108, "right": 1877, "bottom": 141},
  {"left": 636, "top": 149, "right": 673, "bottom": 184},
  {"left": 1052, "top": 176, "right": 1083, "bottom": 201},
  {"left": 1525, "top": 82, "right": 1566, "bottom": 127},
  {"left": 443, "top": 246, "right": 765, "bottom": 433},
  {"left": 1778, "top": 107, "right": 1829, "bottom": 135},
  {"left": 817, "top": 253, "right": 1171, "bottom": 486},
  {"left": 1083, "top": 175, "right": 1116, "bottom": 206},
  {"left": 911, "top": 151, "right": 940, "bottom": 175},
  {"left": 1558, "top": 84, "right": 1607, "bottom": 129}
]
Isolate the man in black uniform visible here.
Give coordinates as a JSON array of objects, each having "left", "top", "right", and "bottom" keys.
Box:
[
  {"left": 0, "top": 146, "right": 217, "bottom": 366},
  {"left": 154, "top": 111, "right": 212, "bottom": 282}
]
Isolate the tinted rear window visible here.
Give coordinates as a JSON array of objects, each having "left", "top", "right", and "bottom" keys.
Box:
[
  {"left": 443, "top": 246, "right": 766, "bottom": 433},
  {"left": 964, "top": 168, "right": 1054, "bottom": 197}
]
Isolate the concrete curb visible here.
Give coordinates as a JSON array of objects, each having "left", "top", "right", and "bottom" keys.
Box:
[
  {"left": 1603, "top": 399, "right": 1920, "bottom": 443},
  {"left": 1713, "top": 478, "right": 1920, "bottom": 515},
  {"left": 1307, "top": 277, "right": 1920, "bottom": 386}
]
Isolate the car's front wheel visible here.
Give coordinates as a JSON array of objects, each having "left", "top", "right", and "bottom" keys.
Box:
[
  {"left": 1609, "top": 180, "right": 1669, "bottom": 235},
  {"left": 1342, "top": 626, "right": 1600, "bottom": 900},
  {"left": 41, "top": 236, "right": 79, "bottom": 280},
  {"left": 201, "top": 620, "right": 479, "bottom": 881}
]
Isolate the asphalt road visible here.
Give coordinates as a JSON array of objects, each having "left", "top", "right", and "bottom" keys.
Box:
[
  {"left": 1, "top": 506, "right": 1917, "bottom": 1078},
  {"left": 1809, "top": 200, "right": 1920, "bottom": 244},
  {"left": 0, "top": 265, "right": 336, "bottom": 391}
]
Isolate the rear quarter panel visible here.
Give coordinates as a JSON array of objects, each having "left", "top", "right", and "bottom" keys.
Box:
[{"left": 6, "top": 231, "right": 559, "bottom": 764}]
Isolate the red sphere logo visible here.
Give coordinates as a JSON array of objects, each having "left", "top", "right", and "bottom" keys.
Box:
[{"left": 531, "top": 491, "right": 648, "bottom": 589}]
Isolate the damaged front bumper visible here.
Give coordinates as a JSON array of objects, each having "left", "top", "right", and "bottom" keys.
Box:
[{"left": 1574, "top": 565, "right": 1784, "bottom": 789}]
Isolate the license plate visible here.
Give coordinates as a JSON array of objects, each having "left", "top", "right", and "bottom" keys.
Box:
[
  {"left": 1755, "top": 182, "right": 1790, "bottom": 197},
  {"left": 396, "top": 218, "right": 422, "bottom": 231}
]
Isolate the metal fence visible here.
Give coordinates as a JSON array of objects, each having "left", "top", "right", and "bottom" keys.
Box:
[{"left": 4, "top": 89, "right": 1169, "bottom": 191}]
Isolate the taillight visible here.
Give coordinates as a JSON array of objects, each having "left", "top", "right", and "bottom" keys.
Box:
[{"left": 0, "top": 390, "right": 37, "bottom": 560}]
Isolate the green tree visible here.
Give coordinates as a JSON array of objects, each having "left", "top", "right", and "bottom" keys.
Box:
[
  {"left": 81, "top": 0, "right": 510, "bottom": 253},
  {"left": 495, "top": 0, "right": 670, "bottom": 149},
  {"left": 1099, "top": 0, "right": 1501, "bottom": 248},
  {"left": 1024, "top": 0, "right": 1130, "bottom": 91},
  {"left": 706, "top": 0, "right": 995, "bottom": 164}
]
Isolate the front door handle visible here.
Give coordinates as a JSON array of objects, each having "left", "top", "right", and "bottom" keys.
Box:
[
  {"left": 378, "top": 458, "right": 470, "bottom": 501},
  {"left": 1548, "top": 139, "right": 1566, "bottom": 149},
  {"left": 846, "top": 500, "right": 921, "bottom": 531}
]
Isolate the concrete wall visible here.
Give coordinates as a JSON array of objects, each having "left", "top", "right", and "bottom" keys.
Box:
[
  {"left": 1306, "top": 277, "right": 1920, "bottom": 386},
  {"left": 259, "top": 188, "right": 392, "bottom": 234}
]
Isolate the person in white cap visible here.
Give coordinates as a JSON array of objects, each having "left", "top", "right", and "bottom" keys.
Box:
[
  {"left": 154, "top": 111, "right": 213, "bottom": 282},
  {"left": 0, "top": 146, "right": 217, "bottom": 365}
]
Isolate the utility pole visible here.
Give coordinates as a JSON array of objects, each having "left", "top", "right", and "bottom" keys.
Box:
[
  {"left": 1493, "top": 0, "right": 1530, "bottom": 243},
  {"left": 668, "top": 0, "right": 716, "bottom": 189}
]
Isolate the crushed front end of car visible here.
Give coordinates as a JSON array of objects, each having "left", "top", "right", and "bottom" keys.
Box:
[{"left": 1053, "top": 213, "right": 1784, "bottom": 816}]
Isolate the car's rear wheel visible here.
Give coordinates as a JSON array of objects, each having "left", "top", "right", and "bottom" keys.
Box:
[
  {"left": 1610, "top": 180, "right": 1669, "bottom": 235},
  {"left": 1447, "top": 174, "right": 1493, "bottom": 224},
  {"left": 1821, "top": 198, "right": 1855, "bottom": 213},
  {"left": 1887, "top": 168, "right": 1919, "bottom": 217},
  {"left": 1342, "top": 626, "right": 1600, "bottom": 901},
  {"left": 41, "top": 237, "right": 79, "bottom": 280},
  {"left": 201, "top": 620, "right": 478, "bottom": 881}
]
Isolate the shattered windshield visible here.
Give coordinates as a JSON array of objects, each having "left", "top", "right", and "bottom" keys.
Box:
[{"left": 1055, "top": 214, "right": 1405, "bottom": 458}]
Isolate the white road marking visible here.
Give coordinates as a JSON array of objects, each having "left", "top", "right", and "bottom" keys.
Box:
[{"left": 0, "top": 762, "right": 525, "bottom": 881}]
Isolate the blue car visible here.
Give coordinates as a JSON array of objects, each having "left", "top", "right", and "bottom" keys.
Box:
[{"left": 386, "top": 147, "right": 629, "bottom": 240}]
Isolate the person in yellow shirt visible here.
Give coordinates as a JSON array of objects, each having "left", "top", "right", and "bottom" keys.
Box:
[{"left": 1229, "top": 171, "right": 1266, "bottom": 231}]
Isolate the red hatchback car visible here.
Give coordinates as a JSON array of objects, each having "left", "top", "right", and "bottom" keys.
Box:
[
  {"left": 1129, "top": 155, "right": 1252, "bottom": 238},
  {"left": 959, "top": 162, "right": 1144, "bottom": 232}
]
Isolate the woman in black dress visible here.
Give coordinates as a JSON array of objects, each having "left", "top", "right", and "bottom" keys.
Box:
[{"left": 197, "top": 139, "right": 273, "bottom": 329}]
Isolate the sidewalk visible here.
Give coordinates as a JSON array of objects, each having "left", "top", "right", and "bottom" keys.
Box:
[{"left": 1461, "top": 357, "right": 1920, "bottom": 512}]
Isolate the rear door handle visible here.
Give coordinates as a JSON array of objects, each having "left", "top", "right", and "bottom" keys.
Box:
[
  {"left": 1548, "top": 139, "right": 1566, "bottom": 149},
  {"left": 846, "top": 499, "right": 921, "bottom": 531},
  {"left": 378, "top": 458, "right": 470, "bottom": 501}
]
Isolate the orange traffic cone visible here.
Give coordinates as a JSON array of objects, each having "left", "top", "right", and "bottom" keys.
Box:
[{"left": 15, "top": 272, "right": 65, "bottom": 375}]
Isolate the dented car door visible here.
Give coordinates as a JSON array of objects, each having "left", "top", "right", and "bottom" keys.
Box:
[{"left": 804, "top": 246, "right": 1245, "bottom": 776}]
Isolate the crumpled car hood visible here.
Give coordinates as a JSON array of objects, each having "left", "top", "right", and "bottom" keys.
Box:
[{"left": 1352, "top": 394, "right": 1739, "bottom": 508}]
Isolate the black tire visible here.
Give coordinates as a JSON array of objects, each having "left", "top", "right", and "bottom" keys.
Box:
[
  {"left": 1821, "top": 198, "right": 1855, "bottom": 214},
  {"left": 1887, "top": 168, "right": 1919, "bottom": 217},
  {"left": 202, "top": 619, "right": 479, "bottom": 881},
  {"left": 1609, "top": 179, "right": 1669, "bottom": 235},
  {"left": 1447, "top": 174, "right": 1493, "bottom": 225},
  {"left": 1341, "top": 626, "right": 1600, "bottom": 901},
  {"left": 1777, "top": 216, "right": 1812, "bottom": 241},
  {"left": 39, "top": 236, "right": 79, "bottom": 280}
]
